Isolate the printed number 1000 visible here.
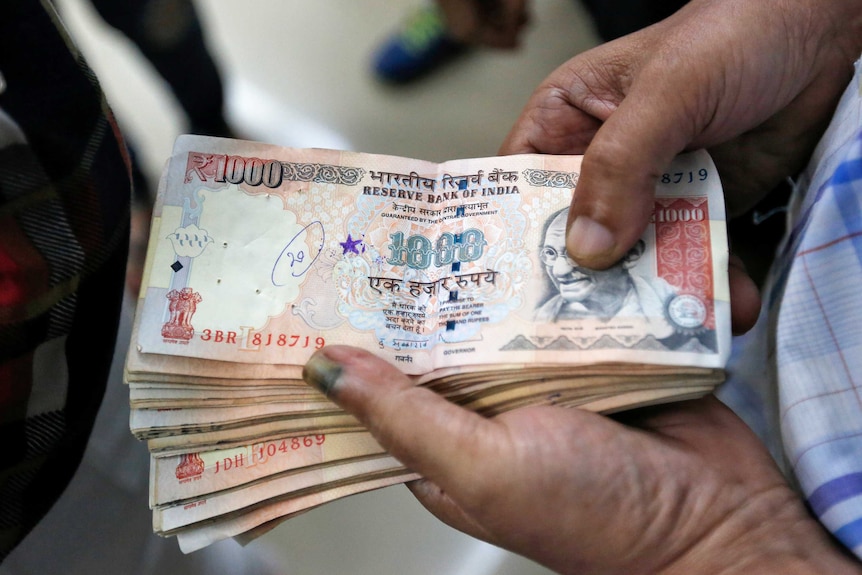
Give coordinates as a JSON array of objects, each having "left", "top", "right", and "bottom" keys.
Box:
[{"left": 387, "top": 229, "right": 487, "bottom": 270}]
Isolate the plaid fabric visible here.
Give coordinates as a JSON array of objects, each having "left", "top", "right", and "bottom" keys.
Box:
[
  {"left": 0, "top": 0, "right": 130, "bottom": 561},
  {"left": 721, "top": 57, "right": 862, "bottom": 560}
]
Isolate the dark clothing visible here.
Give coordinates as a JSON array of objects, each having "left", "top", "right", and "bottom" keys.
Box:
[
  {"left": 581, "top": 0, "right": 688, "bottom": 40},
  {"left": 89, "top": 0, "right": 230, "bottom": 138},
  {"left": 0, "top": 1, "right": 130, "bottom": 560},
  {"left": 87, "top": 0, "right": 231, "bottom": 205}
]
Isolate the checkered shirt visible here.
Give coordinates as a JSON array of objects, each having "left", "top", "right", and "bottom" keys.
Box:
[
  {"left": 0, "top": 0, "right": 130, "bottom": 561},
  {"left": 720, "top": 56, "right": 862, "bottom": 560}
]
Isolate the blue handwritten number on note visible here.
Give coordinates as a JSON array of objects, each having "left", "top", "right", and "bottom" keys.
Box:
[{"left": 272, "top": 221, "right": 324, "bottom": 284}]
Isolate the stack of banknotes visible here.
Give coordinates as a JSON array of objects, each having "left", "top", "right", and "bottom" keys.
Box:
[{"left": 125, "top": 135, "right": 731, "bottom": 552}]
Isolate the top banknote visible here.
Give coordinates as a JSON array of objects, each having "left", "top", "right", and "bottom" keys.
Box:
[{"left": 135, "top": 136, "right": 730, "bottom": 374}]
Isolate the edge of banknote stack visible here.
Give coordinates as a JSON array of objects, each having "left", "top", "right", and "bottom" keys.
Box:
[{"left": 124, "top": 135, "right": 732, "bottom": 553}]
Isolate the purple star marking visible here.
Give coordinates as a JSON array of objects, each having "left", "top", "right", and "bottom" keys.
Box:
[{"left": 339, "top": 234, "right": 363, "bottom": 255}]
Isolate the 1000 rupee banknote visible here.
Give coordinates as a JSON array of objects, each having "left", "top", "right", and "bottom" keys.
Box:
[
  {"left": 150, "top": 431, "right": 386, "bottom": 506},
  {"left": 175, "top": 471, "right": 419, "bottom": 553},
  {"left": 155, "top": 455, "right": 405, "bottom": 533},
  {"left": 134, "top": 136, "right": 730, "bottom": 375}
]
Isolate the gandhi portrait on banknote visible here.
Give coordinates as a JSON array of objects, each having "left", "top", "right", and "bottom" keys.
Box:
[{"left": 534, "top": 208, "right": 677, "bottom": 328}]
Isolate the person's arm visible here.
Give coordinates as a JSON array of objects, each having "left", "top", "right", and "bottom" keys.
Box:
[
  {"left": 303, "top": 345, "right": 862, "bottom": 574},
  {"left": 500, "top": 0, "right": 862, "bottom": 270}
]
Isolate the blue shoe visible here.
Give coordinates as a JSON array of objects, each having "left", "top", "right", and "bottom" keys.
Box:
[{"left": 372, "top": 5, "right": 468, "bottom": 84}]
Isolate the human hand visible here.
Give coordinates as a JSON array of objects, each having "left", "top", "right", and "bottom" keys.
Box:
[
  {"left": 303, "top": 345, "right": 862, "bottom": 574},
  {"left": 437, "top": 0, "right": 530, "bottom": 48},
  {"left": 501, "top": 0, "right": 862, "bottom": 270}
]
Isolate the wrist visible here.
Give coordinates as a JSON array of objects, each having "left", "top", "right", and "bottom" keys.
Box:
[{"left": 662, "top": 484, "right": 862, "bottom": 574}]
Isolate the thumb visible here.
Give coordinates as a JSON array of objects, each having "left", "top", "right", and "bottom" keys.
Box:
[
  {"left": 567, "top": 80, "right": 695, "bottom": 269},
  {"left": 302, "top": 345, "right": 502, "bottom": 490}
]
